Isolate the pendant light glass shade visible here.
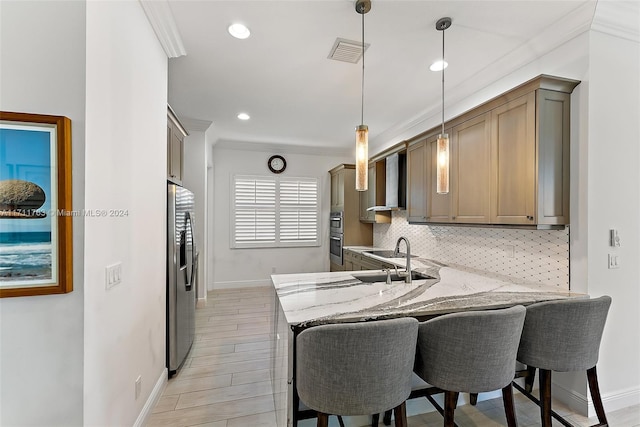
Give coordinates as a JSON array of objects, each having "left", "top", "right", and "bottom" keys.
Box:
[
  {"left": 356, "top": 125, "right": 369, "bottom": 191},
  {"left": 436, "top": 133, "right": 449, "bottom": 194}
]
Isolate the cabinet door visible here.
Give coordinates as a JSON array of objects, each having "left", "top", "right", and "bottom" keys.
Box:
[
  {"left": 407, "top": 140, "right": 428, "bottom": 223},
  {"left": 491, "top": 93, "right": 536, "bottom": 224},
  {"left": 536, "top": 89, "right": 570, "bottom": 225},
  {"left": 330, "top": 170, "right": 345, "bottom": 209},
  {"left": 451, "top": 113, "right": 491, "bottom": 223},
  {"left": 330, "top": 172, "right": 339, "bottom": 209},
  {"left": 167, "top": 122, "right": 173, "bottom": 178},
  {"left": 169, "top": 123, "right": 184, "bottom": 182},
  {"left": 427, "top": 134, "right": 451, "bottom": 223},
  {"left": 358, "top": 164, "right": 376, "bottom": 222}
]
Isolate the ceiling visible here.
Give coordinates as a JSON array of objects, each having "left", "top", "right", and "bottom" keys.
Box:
[{"left": 166, "top": 0, "right": 598, "bottom": 154}]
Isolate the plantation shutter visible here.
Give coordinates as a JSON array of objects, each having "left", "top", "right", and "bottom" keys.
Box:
[
  {"left": 232, "top": 175, "right": 319, "bottom": 248},
  {"left": 279, "top": 178, "right": 318, "bottom": 244},
  {"left": 233, "top": 176, "right": 276, "bottom": 246}
]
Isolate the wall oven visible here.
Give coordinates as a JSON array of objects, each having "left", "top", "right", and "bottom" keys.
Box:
[
  {"left": 330, "top": 211, "right": 343, "bottom": 234},
  {"left": 329, "top": 232, "right": 343, "bottom": 265}
]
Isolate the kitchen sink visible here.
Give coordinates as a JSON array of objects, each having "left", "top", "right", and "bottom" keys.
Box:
[
  {"left": 352, "top": 270, "right": 435, "bottom": 283},
  {"left": 364, "top": 250, "right": 417, "bottom": 259}
]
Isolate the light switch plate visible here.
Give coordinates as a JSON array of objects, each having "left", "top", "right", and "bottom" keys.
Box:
[
  {"left": 105, "top": 262, "right": 122, "bottom": 289},
  {"left": 610, "top": 229, "right": 621, "bottom": 247}
]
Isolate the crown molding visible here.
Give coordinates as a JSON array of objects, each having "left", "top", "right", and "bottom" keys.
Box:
[
  {"left": 591, "top": 1, "right": 640, "bottom": 43},
  {"left": 181, "top": 117, "right": 213, "bottom": 133},
  {"left": 139, "top": 0, "right": 186, "bottom": 58},
  {"left": 214, "top": 139, "right": 352, "bottom": 157}
]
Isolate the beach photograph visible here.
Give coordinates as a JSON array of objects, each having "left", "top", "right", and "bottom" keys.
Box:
[{"left": 0, "top": 123, "right": 57, "bottom": 288}]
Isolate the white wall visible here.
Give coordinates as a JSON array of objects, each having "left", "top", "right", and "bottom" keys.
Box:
[
  {"left": 183, "top": 131, "right": 208, "bottom": 304},
  {"left": 585, "top": 28, "right": 640, "bottom": 412},
  {"left": 0, "top": 2, "right": 86, "bottom": 425},
  {"left": 211, "top": 145, "right": 351, "bottom": 288},
  {"left": 83, "top": 2, "right": 167, "bottom": 425}
]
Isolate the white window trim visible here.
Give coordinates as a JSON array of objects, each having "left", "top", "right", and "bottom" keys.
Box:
[{"left": 230, "top": 174, "right": 321, "bottom": 249}]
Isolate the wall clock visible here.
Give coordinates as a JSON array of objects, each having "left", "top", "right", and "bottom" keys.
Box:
[{"left": 268, "top": 155, "right": 287, "bottom": 174}]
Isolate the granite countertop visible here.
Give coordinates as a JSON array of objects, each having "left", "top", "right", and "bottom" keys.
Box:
[{"left": 272, "top": 248, "right": 583, "bottom": 327}]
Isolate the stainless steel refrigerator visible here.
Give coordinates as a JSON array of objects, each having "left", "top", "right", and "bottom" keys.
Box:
[{"left": 167, "top": 183, "right": 197, "bottom": 376}]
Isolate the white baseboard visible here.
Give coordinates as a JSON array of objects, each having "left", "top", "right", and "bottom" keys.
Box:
[
  {"left": 211, "top": 279, "right": 271, "bottom": 289},
  {"left": 552, "top": 380, "right": 588, "bottom": 415},
  {"left": 133, "top": 368, "right": 167, "bottom": 427},
  {"left": 599, "top": 385, "right": 640, "bottom": 414},
  {"left": 196, "top": 297, "right": 207, "bottom": 308},
  {"left": 553, "top": 379, "right": 640, "bottom": 417}
]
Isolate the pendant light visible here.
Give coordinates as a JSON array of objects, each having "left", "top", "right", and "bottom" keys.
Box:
[
  {"left": 355, "top": 0, "right": 371, "bottom": 191},
  {"left": 435, "top": 17, "right": 451, "bottom": 195}
]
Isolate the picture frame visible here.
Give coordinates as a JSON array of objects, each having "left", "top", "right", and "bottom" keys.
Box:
[{"left": 0, "top": 111, "right": 73, "bottom": 297}]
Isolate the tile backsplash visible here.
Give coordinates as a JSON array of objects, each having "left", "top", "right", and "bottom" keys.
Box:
[{"left": 374, "top": 211, "right": 570, "bottom": 288}]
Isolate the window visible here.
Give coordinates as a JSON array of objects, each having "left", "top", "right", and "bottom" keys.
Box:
[{"left": 231, "top": 175, "right": 320, "bottom": 248}]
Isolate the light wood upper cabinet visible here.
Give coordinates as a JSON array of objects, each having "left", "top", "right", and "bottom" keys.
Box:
[
  {"left": 168, "top": 106, "right": 187, "bottom": 184},
  {"left": 491, "top": 93, "right": 536, "bottom": 224},
  {"left": 407, "top": 140, "right": 428, "bottom": 223},
  {"left": 328, "top": 164, "right": 373, "bottom": 251},
  {"left": 330, "top": 168, "right": 345, "bottom": 210},
  {"left": 451, "top": 113, "right": 492, "bottom": 223},
  {"left": 407, "top": 137, "right": 451, "bottom": 224},
  {"left": 405, "top": 75, "right": 577, "bottom": 227},
  {"left": 536, "top": 89, "right": 571, "bottom": 226}
]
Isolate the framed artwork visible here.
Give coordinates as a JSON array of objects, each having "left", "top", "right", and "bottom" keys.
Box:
[{"left": 0, "top": 111, "right": 73, "bottom": 297}]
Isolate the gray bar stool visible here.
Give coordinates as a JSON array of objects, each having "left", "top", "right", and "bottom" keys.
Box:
[
  {"left": 296, "top": 317, "right": 419, "bottom": 427},
  {"left": 515, "top": 296, "right": 612, "bottom": 427},
  {"left": 414, "top": 306, "right": 526, "bottom": 427}
]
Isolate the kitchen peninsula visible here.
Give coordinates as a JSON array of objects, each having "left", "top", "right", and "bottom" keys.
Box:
[{"left": 270, "top": 253, "right": 584, "bottom": 427}]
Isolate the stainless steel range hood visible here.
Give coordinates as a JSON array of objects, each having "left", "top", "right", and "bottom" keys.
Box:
[{"left": 367, "top": 152, "right": 406, "bottom": 211}]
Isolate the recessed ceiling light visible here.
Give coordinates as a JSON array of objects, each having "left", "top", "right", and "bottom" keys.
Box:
[
  {"left": 429, "top": 60, "right": 448, "bottom": 72},
  {"left": 237, "top": 113, "right": 250, "bottom": 120},
  {"left": 228, "top": 23, "right": 250, "bottom": 39}
]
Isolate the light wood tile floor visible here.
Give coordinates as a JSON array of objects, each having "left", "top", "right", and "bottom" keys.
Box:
[{"left": 148, "top": 287, "right": 640, "bottom": 427}]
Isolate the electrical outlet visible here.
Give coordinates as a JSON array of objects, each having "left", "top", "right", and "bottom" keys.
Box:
[
  {"left": 105, "top": 262, "right": 122, "bottom": 289},
  {"left": 608, "top": 254, "right": 620, "bottom": 269},
  {"left": 135, "top": 375, "right": 142, "bottom": 400},
  {"left": 272, "top": 267, "right": 276, "bottom": 274}
]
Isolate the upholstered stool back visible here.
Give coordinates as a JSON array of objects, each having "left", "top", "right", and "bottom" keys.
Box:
[
  {"left": 517, "top": 296, "right": 611, "bottom": 372},
  {"left": 296, "top": 317, "right": 418, "bottom": 417}
]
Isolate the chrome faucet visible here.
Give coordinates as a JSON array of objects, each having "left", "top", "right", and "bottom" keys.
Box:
[{"left": 394, "top": 236, "right": 412, "bottom": 283}]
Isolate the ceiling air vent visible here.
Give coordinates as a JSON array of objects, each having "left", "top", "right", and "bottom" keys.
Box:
[{"left": 327, "top": 38, "right": 370, "bottom": 64}]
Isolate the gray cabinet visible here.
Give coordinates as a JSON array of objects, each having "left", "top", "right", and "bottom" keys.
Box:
[
  {"left": 168, "top": 106, "right": 188, "bottom": 184},
  {"left": 405, "top": 75, "right": 577, "bottom": 227},
  {"left": 343, "top": 250, "right": 393, "bottom": 271}
]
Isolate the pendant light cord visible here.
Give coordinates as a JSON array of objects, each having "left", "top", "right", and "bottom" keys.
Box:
[
  {"left": 361, "top": 7, "right": 365, "bottom": 126},
  {"left": 441, "top": 23, "right": 445, "bottom": 135}
]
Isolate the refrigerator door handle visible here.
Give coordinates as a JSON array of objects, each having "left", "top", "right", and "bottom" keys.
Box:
[{"left": 185, "top": 212, "right": 195, "bottom": 292}]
